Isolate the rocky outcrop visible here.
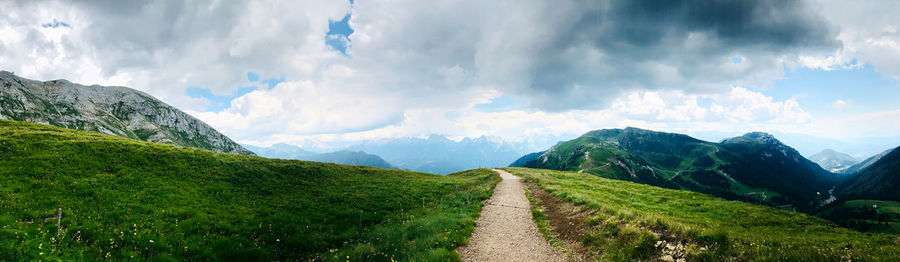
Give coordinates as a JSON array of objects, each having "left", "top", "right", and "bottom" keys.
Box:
[{"left": 0, "top": 71, "right": 253, "bottom": 155}]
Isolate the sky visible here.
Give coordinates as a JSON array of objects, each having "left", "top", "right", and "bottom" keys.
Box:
[{"left": 2, "top": 0, "right": 900, "bottom": 157}]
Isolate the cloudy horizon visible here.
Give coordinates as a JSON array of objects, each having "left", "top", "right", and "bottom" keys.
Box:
[{"left": 3, "top": 0, "right": 900, "bottom": 157}]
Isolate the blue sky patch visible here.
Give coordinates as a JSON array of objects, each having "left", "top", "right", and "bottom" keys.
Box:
[
  {"left": 260, "top": 75, "right": 285, "bottom": 89},
  {"left": 247, "top": 72, "right": 259, "bottom": 82},
  {"left": 187, "top": 72, "right": 287, "bottom": 112},
  {"left": 697, "top": 96, "right": 714, "bottom": 108},
  {"left": 474, "top": 95, "right": 527, "bottom": 112},
  {"left": 186, "top": 86, "right": 258, "bottom": 112},
  {"left": 326, "top": 12, "right": 354, "bottom": 55},
  {"left": 770, "top": 64, "right": 899, "bottom": 114},
  {"left": 41, "top": 19, "right": 70, "bottom": 28}
]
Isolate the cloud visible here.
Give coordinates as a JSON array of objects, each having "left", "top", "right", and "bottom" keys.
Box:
[
  {"left": 6, "top": 0, "right": 896, "bottom": 148},
  {"left": 708, "top": 87, "right": 811, "bottom": 124},
  {"left": 216, "top": 86, "right": 812, "bottom": 147},
  {"left": 806, "top": 110, "right": 900, "bottom": 140},
  {"left": 466, "top": 0, "right": 839, "bottom": 110},
  {"left": 343, "top": 0, "right": 840, "bottom": 111},
  {"left": 189, "top": 79, "right": 500, "bottom": 140},
  {"left": 813, "top": 0, "right": 900, "bottom": 80},
  {"left": 829, "top": 99, "right": 853, "bottom": 110},
  {"left": 0, "top": 0, "right": 350, "bottom": 110}
]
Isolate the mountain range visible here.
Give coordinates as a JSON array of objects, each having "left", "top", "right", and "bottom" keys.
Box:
[
  {"left": 344, "top": 135, "right": 534, "bottom": 174},
  {"left": 249, "top": 135, "right": 542, "bottom": 174},
  {"left": 0, "top": 71, "right": 252, "bottom": 154},
  {"left": 243, "top": 143, "right": 395, "bottom": 169},
  {"left": 513, "top": 127, "right": 845, "bottom": 211}
]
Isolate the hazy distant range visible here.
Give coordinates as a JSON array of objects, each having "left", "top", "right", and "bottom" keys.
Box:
[{"left": 244, "top": 134, "right": 567, "bottom": 174}]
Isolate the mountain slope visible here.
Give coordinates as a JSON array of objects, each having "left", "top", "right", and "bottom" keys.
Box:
[
  {"left": 0, "top": 71, "right": 252, "bottom": 154},
  {"left": 505, "top": 167, "right": 900, "bottom": 261},
  {"left": 509, "top": 150, "right": 546, "bottom": 167},
  {"left": 836, "top": 146, "right": 900, "bottom": 201},
  {"left": 0, "top": 119, "right": 498, "bottom": 260},
  {"left": 840, "top": 147, "right": 892, "bottom": 175},
  {"left": 521, "top": 127, "right": 839, "bottom": 211},
  {"left": 245, "top": 144, "right": 396, "bottom": 169},
  {"left": 302, "top": 150, "right": 395, "bottom": 169},
  {"left": 717, "top": 132, "right": 839, "bottom": 207},
  {"left": 809, "top": 149, "right": 858, "bottom": 173}
]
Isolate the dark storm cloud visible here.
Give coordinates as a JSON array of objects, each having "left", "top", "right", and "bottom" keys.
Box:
[
  {"left": 603, "top": 1, "right": 835, "bottom": 49},
  {"left": 511, "top": 0, "right": 839, "bottom": 110}
]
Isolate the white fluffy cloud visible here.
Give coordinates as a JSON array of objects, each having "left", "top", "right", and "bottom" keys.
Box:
[
  {"left": 224, "top": 86, "right": 816, "bottom": 147},
  {"left": 811, "top": 0, "right": 900, "bottom": 80}
]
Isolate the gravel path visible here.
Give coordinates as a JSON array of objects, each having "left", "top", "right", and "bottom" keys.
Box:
[{"left": 457, "top": 169, "right": 565, "bottom": 262}]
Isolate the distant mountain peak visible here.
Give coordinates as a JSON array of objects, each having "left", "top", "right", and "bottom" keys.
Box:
[
  {"left": 742, "top": 131, "right": 779, "bottom": 143},
  {"left": 624, "top": 126, "right": 651, "bottom": 132},
  {"left": 819, "top": 148, "right": 840, "bottom": 154},
  {"left": 720, "top": 131, "right": 788, "bottom": 149},
  {"left": 810, "top": 149, "right": 858, "bottom": 173},
  {"left": 426, "top": 134, "right": 450, "bottom": 141}
]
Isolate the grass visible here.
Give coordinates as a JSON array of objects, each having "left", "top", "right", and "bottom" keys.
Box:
[
  {"left": 0, "top": 120, "right": 500, "bottom": 261},
  {"left": 818, "top": 200, "right": 900, "bottom": 234},
  {"left": 503, "top": 167, "right": 900, "bottom": 261}
]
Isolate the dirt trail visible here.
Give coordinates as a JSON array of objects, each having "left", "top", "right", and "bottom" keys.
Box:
[{"left": 457, "top": 169, "right": 565, "bottom": 262}]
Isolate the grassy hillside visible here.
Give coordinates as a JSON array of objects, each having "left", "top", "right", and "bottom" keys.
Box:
[
  {"left": 818, "top": 200, "right": 900, "bottom": 234},
  {"left": 522, "top": 128, "right": 838, "bottom": 211},
  {"left": 0, "top": 120, "right": 499, "bottom": 261},
  {"left": 503, "top": 167, "right": 900, "bottom": 261}
]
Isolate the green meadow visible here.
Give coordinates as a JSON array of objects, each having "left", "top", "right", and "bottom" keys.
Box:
[
  {"left": 0, "top": 120, "right": 499, "bottom": 261},
  {"left": 818, "top": 199, "right": 900, "bottom": 234},
  {"left": 504, "top": 167, "right": 900, "bottom": 261}
]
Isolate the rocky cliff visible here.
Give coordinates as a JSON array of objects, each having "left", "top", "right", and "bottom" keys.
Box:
[{"left": 0, "top": 71, "right": 253, "bottom": 155}]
